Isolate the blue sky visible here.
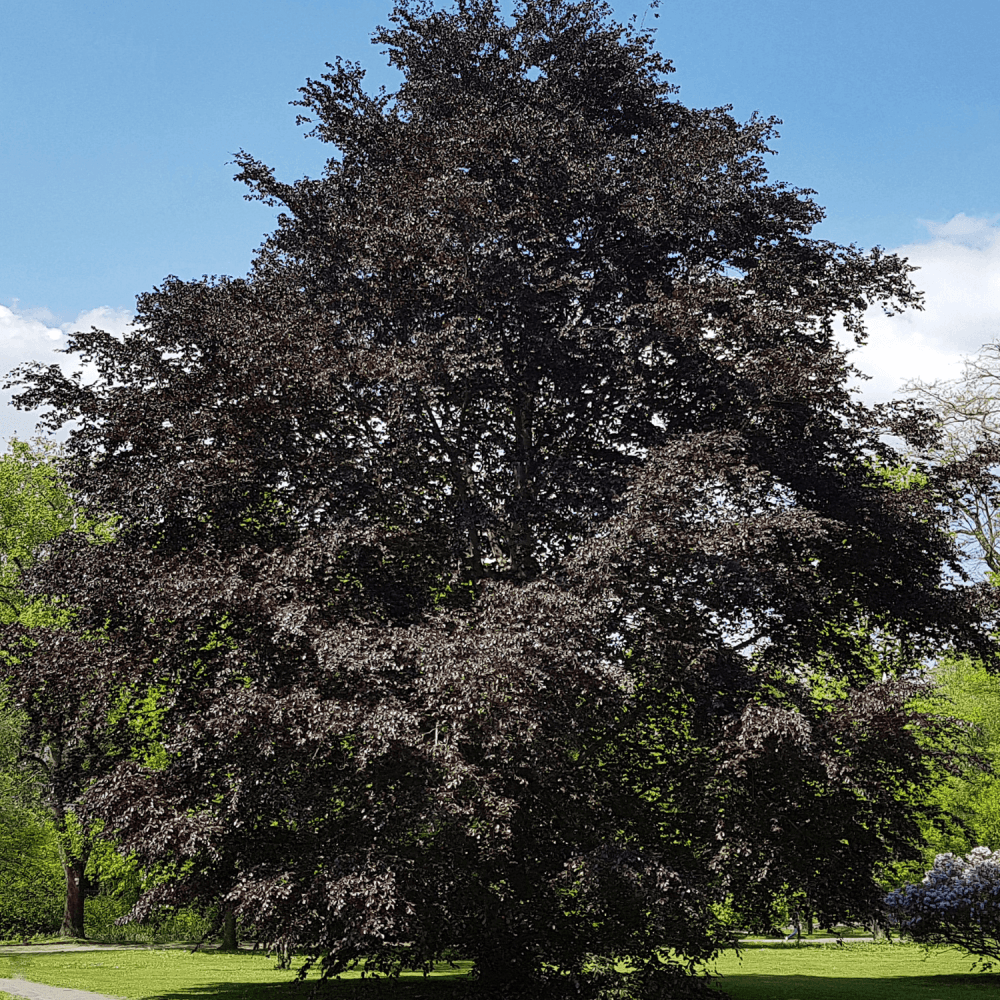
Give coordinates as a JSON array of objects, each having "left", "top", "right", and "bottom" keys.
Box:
[{"left": 3, "top": 0, "right": 1000, "bottom": 443}]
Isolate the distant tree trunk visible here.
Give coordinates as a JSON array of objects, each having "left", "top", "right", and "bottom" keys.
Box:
[
  {"left": 220, "top": 908, "right": 238, "bottom": 951},
  {"left": 60, "top": 858, "right": 87, "bottom": 939}
]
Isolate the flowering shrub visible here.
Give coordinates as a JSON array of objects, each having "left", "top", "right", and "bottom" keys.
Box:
[{"left": 884, "top": 847, "right": 1000, "bottom": 969}]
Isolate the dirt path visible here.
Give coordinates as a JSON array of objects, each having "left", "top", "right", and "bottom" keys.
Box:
[{"left": 0, "top": 979, "right": 124, "bottom": 1000}]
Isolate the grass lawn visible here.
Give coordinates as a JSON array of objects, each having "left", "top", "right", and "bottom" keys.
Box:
[
  {"left": 0, "top": 950, "right": 471, "bottom": 999},
  {"left": 710, "top": 942, "right": 1000, "bottom": 999},
  {"left": 3, "top": 943, "right": 999, "bottom": 1000}
]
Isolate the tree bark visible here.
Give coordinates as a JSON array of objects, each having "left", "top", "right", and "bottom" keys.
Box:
[
  {"left": 475, "top": 909, "right": 531, "bottom": 991},
  {"left": 60, "top": 859, "right": 86, "bottom": 939},
  {"left": 220, "top": 908, "right": 238, "bottom": 951}
]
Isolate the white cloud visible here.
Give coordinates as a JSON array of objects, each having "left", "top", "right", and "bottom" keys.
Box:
[
  {"left": 63, "top": 306, "right": 134, "bottom": 342},
  {"left": 1, "top": 302, "right": 133, "bottom": 447},
  {"left": 839, "top": 214, "right": 1000, "bottom": 403}
]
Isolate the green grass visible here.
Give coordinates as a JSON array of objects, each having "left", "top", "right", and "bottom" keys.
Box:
[
  {"left": 711, "top": 942, "right": 1000, "bottom": 999},
  {"left": 0, "top": 950, "right": 471, "bottom": 999},
  {"left": 4, "top": 942, "right": 1000, "bottom": 1000}
]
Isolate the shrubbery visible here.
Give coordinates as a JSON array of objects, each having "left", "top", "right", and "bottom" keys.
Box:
[
  {"left": 84, "top": 897, "right": 215, "bottom": 945},
  {"left": 0, "top": 809, "right": 63, "bottom": 939},
  {"left": 885, "top": 846, "right": 1000, "bottom": 969}
]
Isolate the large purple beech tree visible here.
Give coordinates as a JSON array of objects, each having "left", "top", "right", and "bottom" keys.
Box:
[{"left": 5, "top": 0, "right": 998, "bottom": 994}]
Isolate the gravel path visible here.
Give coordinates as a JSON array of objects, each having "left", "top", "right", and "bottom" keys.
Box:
[
  {"left": 0, "top": 947, "right": 149, "bottom": 956},
  {"left": 0, "top": 979, "right": 124, "bottom": 1000}
]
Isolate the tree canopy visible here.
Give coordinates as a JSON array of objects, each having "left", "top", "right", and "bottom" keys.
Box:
[
  {"left": 4, "top": 1, "right": 998, "bottom": 994},
  {"left": 0, "top": 437, "right": 92, "bottom": 627}
]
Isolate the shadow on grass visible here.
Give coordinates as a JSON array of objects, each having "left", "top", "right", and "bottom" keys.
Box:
[
  {"left": 711, "top": 972, "right": 1000, "bottom": 999},
  {"left": 150, "top": 974, "right": 470, "bottom": 1000}
]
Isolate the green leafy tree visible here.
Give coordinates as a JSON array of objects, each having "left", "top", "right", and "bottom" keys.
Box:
[
  {"left": 922, "top": 656, "right": 1000, "bottom": 857},
  {"left": 6, "top": 1, "right": 998, "bottom": 994},
  {"left": 0, "top": 692, "right": 64, "bottom": 938},
  {"left": 0, "top": 437, "right": 127, "bottom": 938},
  {"left": 0, "top": 438, "right": 83, "bottom": 627}
]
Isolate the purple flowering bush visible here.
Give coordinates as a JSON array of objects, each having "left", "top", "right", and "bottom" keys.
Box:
[{"left": 885, "top": 847, "right": 1000, "bottom": 969}]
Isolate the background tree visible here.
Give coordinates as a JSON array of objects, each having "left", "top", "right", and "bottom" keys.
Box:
[
  {"left": 0, "top": 692, "right": 64, "bottom": 939},
  {"left": 904, "top": 342, "right": 1000, "bottom": 576},
  {"left": 0, "top": 437, "right": 128, "bottom": 938},
  {"left": 0, "top": 438, "right": 83, "bottom": 626},
  {"left": 920, "top": 656, "right": 1000, "bottom": 859},
  {"left": 6, "top": 0, "right": 998, "bottom": 994}
]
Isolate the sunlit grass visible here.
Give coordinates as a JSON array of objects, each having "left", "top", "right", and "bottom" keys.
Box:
[
  {"left": 4, "top": 942, "right": 1000, "bottom": 1000},
  {"left": 0, "top": 950, "right": 471, "bottom": 999},
  {"left": 711, "top": 942, "right": 1000, "bottom": 999}
]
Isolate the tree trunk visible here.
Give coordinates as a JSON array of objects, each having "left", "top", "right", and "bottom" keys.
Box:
[
  {"left": 60, "top": 859, "right": 86, "bottom": 939},
  {"left": 477, "top": 956, "right": 527, "bottom": 991},
  {"left": 475, "top": 913, "right": 531, "bottom": 991},
  {"left": 220, "top": 908, "right": 238, "bottom": 951}
]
